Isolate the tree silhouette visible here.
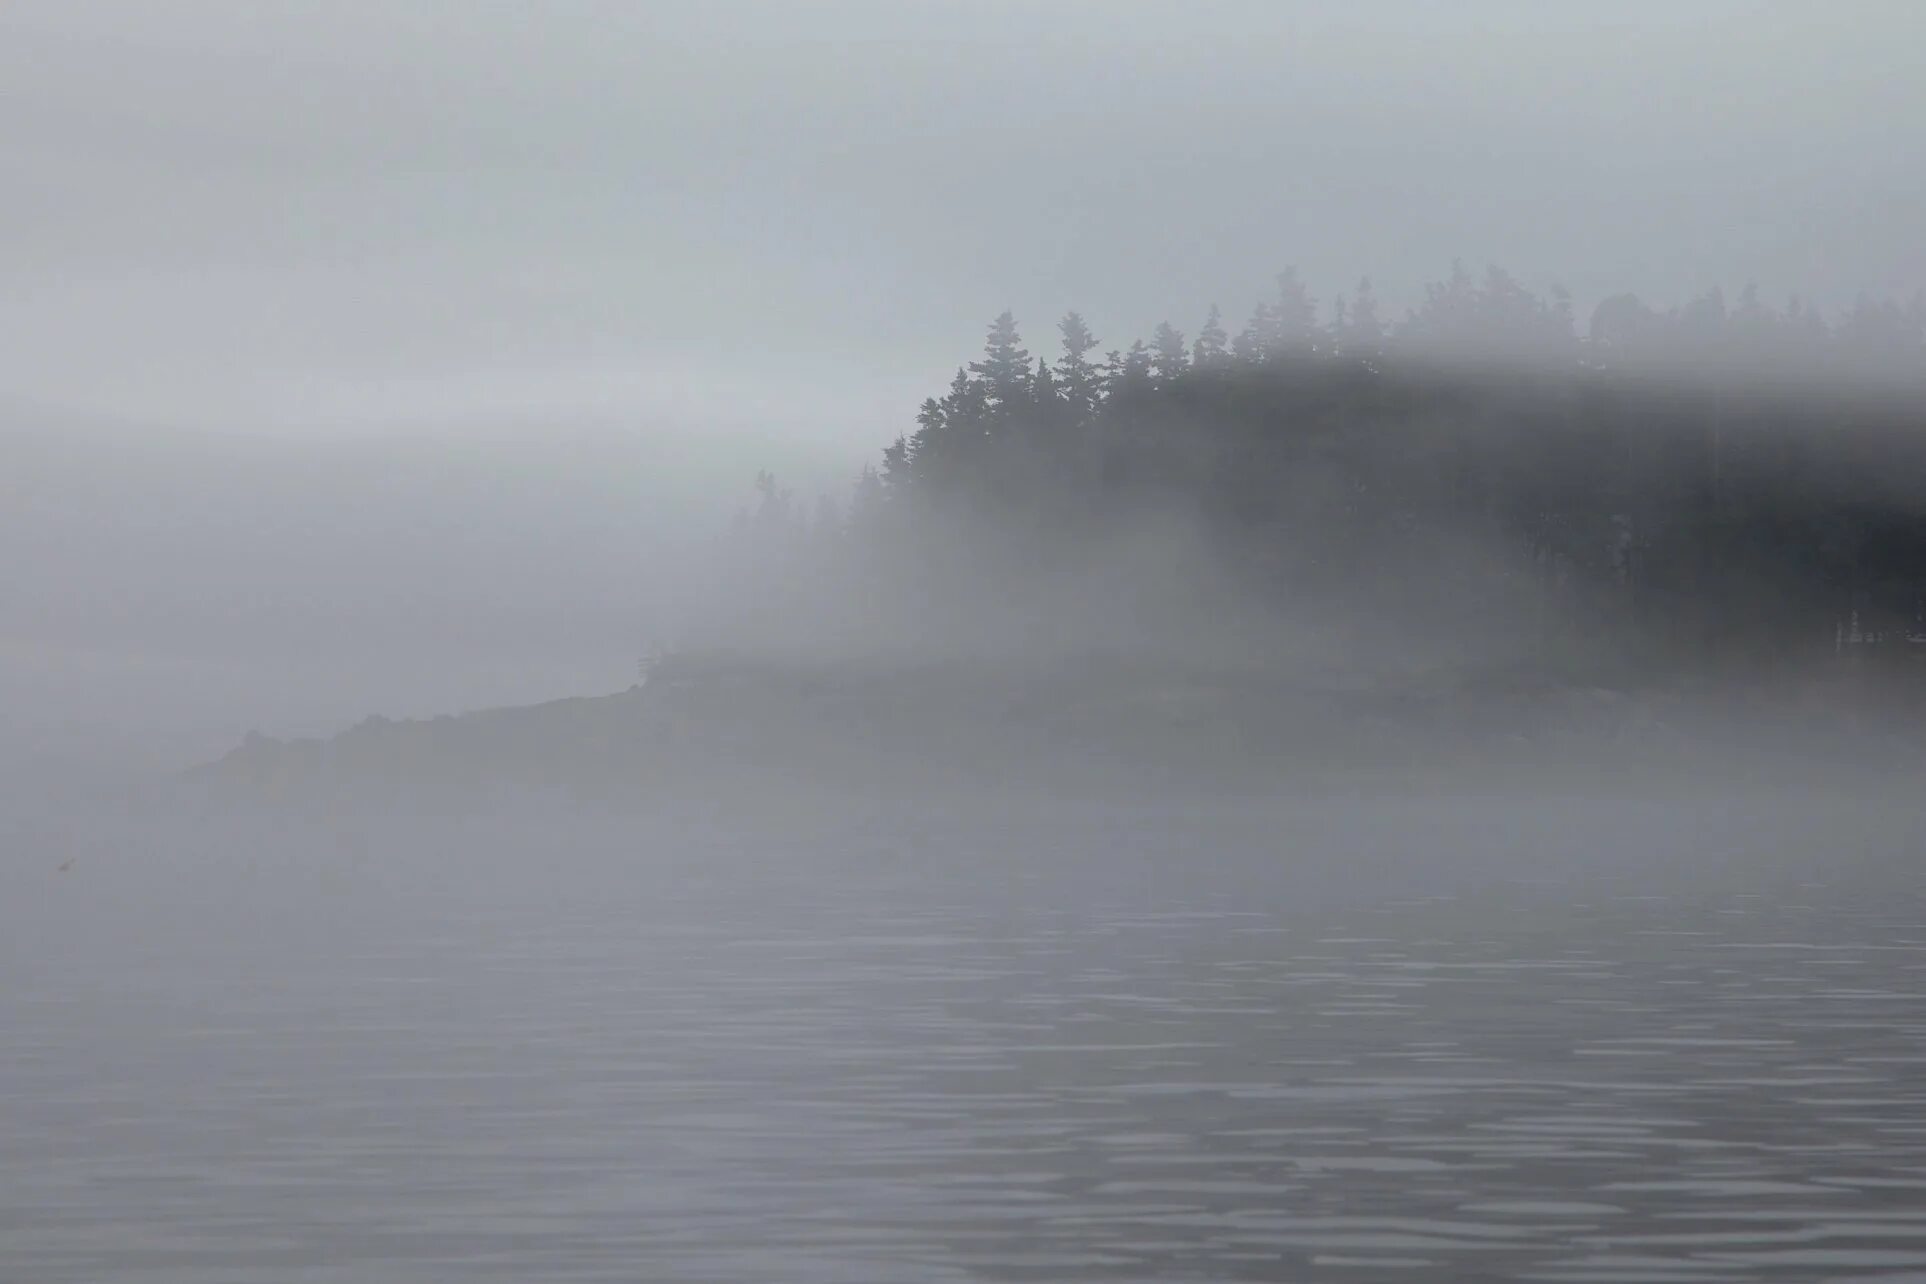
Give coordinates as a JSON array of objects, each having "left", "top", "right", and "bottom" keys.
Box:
[
  {"left": 1192, "top": 305, "right": 1230, "bottom": 369},
  {"left": 1055, "top": 312, "right": 1104, "bottom": 424},
  {"left": 826, "top": 265, "right": 1926, "bottom": 675},
  {"left": 970, "top": 311, "right": 1033, "bottom": 410},
  {"left": 1150, "top": 322, "right": 1189, "bottom": 380}
]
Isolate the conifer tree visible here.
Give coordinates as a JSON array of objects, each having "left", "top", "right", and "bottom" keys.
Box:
[
  {"left": 1105, "top": 340, "right": 1155, "bottom": 393},
  {"left": 970, "top": 311, "right": 1033, "bottom": 409},
  {"left": 1055, "top": 312, "right": 1103, "bottom": 424},
  {"left": 1150, "top": 322, "right": 1190, "bottom": 380},
  {"left": 1273, "top": 266, "right": 1318, "bottom": 349},
  {"left": 1234, "top": 301, "right": 1278, "bottom": 363},
  {"left": 1347, "top": 277, "right": 1384, "bottom": 351},
  {"left": 1192, "top": 304, "right": 1230, "bottom": 369},
  {"left": 1031, "top": 356, "right": 1059, "bottom": 404}
]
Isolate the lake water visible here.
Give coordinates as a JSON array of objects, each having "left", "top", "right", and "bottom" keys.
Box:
[{"left": 3, "top": 795, "right": 1924, "bottom": 1281}]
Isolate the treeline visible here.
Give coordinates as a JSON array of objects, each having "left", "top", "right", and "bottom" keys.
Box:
[{"left": 728, "top": 266, "right": 1926, "bottom": 672}]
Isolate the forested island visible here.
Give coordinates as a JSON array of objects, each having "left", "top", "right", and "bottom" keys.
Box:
[{"left": 204, "top": 265, "right": 1926, "bottom": 801}]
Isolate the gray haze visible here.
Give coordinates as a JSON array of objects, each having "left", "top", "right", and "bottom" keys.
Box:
[
  {"left": 8, "top": 11, "right": 1926, "bottom": 1281},
  {"left": 3, "top": 2, "right": 1923, "bottom": 767},
  {"left": 4, "top": 2, "right": 1923, "bottom": 440}
]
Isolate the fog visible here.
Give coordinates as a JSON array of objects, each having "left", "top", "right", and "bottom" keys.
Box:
[
  {"left": 5, "top": 5, "right": 1926, "bottom": 1282},
  {"left": 0, "top": 406, "right": 859, "bottom": 777},
  {"left": 6, "top": 3, "right": 1923, "bottom": 436},
  {"left": 5, "top": 1, "right": 1924, "bottom": 772}
]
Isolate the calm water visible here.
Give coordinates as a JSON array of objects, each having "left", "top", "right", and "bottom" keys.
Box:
[{"left": 3, "top": 798, "right": 1924, "bottom": 1282}]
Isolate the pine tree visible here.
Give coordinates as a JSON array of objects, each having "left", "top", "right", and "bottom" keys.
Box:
[
  {"left": 1031, "top": 356, "right": 1060, "bottom": 404},
  {"left": 1234, "top": 301, "right": 1278, "bottom": 364},
  {"left": 942, "top": 366, "right": 988, "bottom": 441},
  {"left": 906, "top": 368, "right": 988, "bottom": 486},
  {"left": 889, "top": 405, "right": 932, "bottom": 486},
  {"left": 1150, "top": 322, "right": 1189, "bottom": 380},
  {"left": 1273, "top": 267, "right": 1318, "bottom": 350},
  {"left": 970, "top": 311, "right": 1032, "bottom": 409},
  {"left": 1106, "top": 340, "right": 1154, "bottom": 393},
  {"left": 1192, "top": 305, "right": 1230, "bottom": 369},
  {"left": 1055, "top": 312, "right": 1103, "bottom": 424}
]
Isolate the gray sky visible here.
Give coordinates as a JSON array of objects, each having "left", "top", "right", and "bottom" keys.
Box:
[{"left": 4, "top": 1, "right": 1923, "bottom": 452}]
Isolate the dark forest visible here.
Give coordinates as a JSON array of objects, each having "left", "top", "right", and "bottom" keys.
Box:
[{"left": 722, "top": 266, "right": 1926, "bottom": 679}]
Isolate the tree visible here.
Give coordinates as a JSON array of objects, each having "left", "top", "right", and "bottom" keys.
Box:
[
  {"left": 1838, "top": 292, "right": 1925, "bottom": 370},
  {"left": 1273, "top": 267, "right": 1318, "bottom": 350},
  {"left": 899, "top": 397, "right": 943, "bottom": 484},
  {"left": 1402, "top": 259, "right": 1479, "bottom": 350},
  {"left": 903, "top": 368, "right": 989, "bottom": 486},
  {"left": 1150, "top": 321, "right": 1189, "bottom": 380},
  {"left": 1192, "top": 305, "right": 1230, "bottom": 369},
  {"left": 1676, "top": 286, "right": 1727, "bottom": 356},
  {"left": 970, "top": 311, "right": 1033, "bottom": 409},
  {"left": 1055, "top": 312, "right": 1103, "bottom": 424},
  {"left": 751, "top": 470, "right": 794, "bottom": 536},
  {"left": 1342, "top": 276, "right": 1384, "bottom": 355},
  {"left": 1588, "top": 293, "right": 1660, "bottom": 361},
  {"left": 1234, "top": 301, "right": 1278, "bottom": 364},
  {"left": 1106, "top": 340, "right": 1154, "bottom": 393},
  {"left": 1031, "top": 356, "right": 1059, "bottom": 403},
  {"left": 827, "top": 262, "right": 1926, "bottom": 679},
  {"left": 849, "top": 462, "right": 886, "bottom": 522}
]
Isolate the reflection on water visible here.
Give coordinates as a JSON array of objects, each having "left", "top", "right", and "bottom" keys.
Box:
[{"left": 3, "top": 816, "right": 1923, "bottom": 1282}]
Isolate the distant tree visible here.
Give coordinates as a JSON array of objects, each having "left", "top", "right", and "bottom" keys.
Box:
[
  {"left": 880, "top": 429, "right": 915, "bottom": 486},
  {"left": 1031, "top": 355, "right": 1059, "bottom": 403},
  {"left": 1117, "top": 339, "right": 1154, "bottom": 390},
  {"left": 1272, "top": 267, "right": 1318, "bottom": 350},
  {"left": 1401, "top": 258, "right": 1480, "bottom": 349},
  {"left": 1588, "top": 293, "right": 1661, "bottom": 361},
  {"left": 751, "top": 470, "right": 794, "bottom": 535},
  {"left": 1837, "top": 292, "right": 1925, "bottom": 369},
  {"left": 1233, "top": 301, "right": 1278, "bottom": 364},
  {"left": 1055, "top": 312, "right": 1103, "bottom": 423},
  {"left": 970, "top": 311, "right": 1033, "bottom": 409},
  {"left": 782, "top": 261, "right": 1926, "bottom": 679},
  {"left": 1476, "top": 265, "right": 1541, "bottom": 346},
  {"left": 1676, "top": 286, "right": 1728, "bottom": 353},
  {"left": 1192, "top": 304, "right": 1230, "bottom": 369},
  {"left": 1345, "top": 276, "right": 1384, "bottom": 354},
  {"left": 1784, "top": 295, "right": 1829, "bottom": 350},
  {"left": 1150, "top": 321, "right": 1190, "bottom": 380}
]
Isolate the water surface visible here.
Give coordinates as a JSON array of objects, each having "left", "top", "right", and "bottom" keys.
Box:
[{"left": 4, "top": 798, "right": 1922, "bottom": 1281}]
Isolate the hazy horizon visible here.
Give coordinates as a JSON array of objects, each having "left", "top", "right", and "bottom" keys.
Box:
[
  {"left": 4, "top": 2, "right": 1922, "bottom": 446},
  {"left": 7, "top": 11, "right": 1926, "bottom": 1283},
  {"left": 4, "top": 1, "right": 1925, "bottom": 775}
]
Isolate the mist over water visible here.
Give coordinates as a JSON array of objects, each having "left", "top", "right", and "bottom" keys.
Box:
[
  {"left": 5, "top": 4, "right": 1926, "bottom": 1281},
  {"left": 6, "top": 794, "right": 1926, "bottom": 1282}
]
